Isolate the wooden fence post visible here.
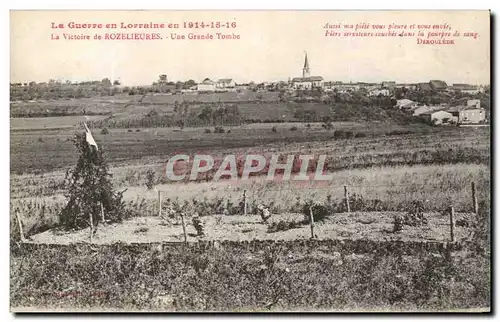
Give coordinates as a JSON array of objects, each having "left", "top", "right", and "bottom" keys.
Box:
[
  {"left": 344, "top": 185, "right": 351, "bottom": 213},
  {"left": 243, "top": 190, "right": 247, "bottom": 215},
  {"left": 448, "top": 205, "right": 455, "bottom": 242},
  {"left": 309, "top": 206, "right": 315, "bottom": 239},
  {"left": 181, "top": 213, "right": 188, "bottom": 244},
  {"left": 158, "top": 190, "right": 162, "bottom": 217},
  {"left": 471, "top": 182, "right": 479, "bottom": 215},
  {"left": 100, "top": 202, "right": 105, "bottom": 223},
  {"left": 15, "top": 210, "right": 26, "bottom": 242},
  {"left": 89, "top": 212, "right": 94, "bottom": 243}
]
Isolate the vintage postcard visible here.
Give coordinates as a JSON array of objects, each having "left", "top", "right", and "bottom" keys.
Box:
[{"left": 10, "top": 10, "right": 491, "bottom": 312}]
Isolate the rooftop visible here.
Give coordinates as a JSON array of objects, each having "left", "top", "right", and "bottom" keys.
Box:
[{"left": 292, "top": 76, "right": 324, "bottom": 82}]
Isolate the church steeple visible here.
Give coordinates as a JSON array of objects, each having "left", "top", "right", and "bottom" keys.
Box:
[{"left": 302, "top": 52, "right": 310, "bottom": 78}]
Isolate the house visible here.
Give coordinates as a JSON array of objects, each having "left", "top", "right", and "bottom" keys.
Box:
[
  {"left": 418, "top": 83, "right": 432, "bottom": 91},
  {"left": 368, "top": 88, "right": 390, "bottom": 97},
  {"left": 323, "top": 81, "right": 335, "bottom": 92},
  {"left": 412, "top": 105, "right": 442, "bottom": 116},
  {"left": 396, "top": 99, "right": 418, "bottom": 110},
  {"left": 381, "top": 81, "right": 396, "bottom": 90},
  {"left": 335, "top": 83, "right": 361, "bottom": 93},
  {"left": 448, "top": 105, "right": 486, "bottom": 124},
  {"left": 449, "top": 84, "right": 480, "bottom": 95},
  {"left": 216, "top": 78, "right": 235, "bottom": 89},
  {"left": 396, "top": 83, "right": 418, "bottom": 91},
  {"left": 418, "top": 110, "right": 457, "bottom": 125},
  {"left": 467, "top": 99, "right": 481, "bottom": 109},
  {"left": 429, "top": 80, "right": 448, "bottom": 91},
  {"left": 292, "top": 76, "right": 324, "bottom": 90},
  {"left": 197, "top": 78, "right": 216, "bottom": 92}
]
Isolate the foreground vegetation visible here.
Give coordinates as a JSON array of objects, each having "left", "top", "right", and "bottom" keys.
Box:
[{"left": 10, "top": 241, "right": 490, "bottom": 311}]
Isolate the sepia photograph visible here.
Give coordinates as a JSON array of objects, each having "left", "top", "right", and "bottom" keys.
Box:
[{"left": 9, "top": 10, "right": 491, "bottom": 312}]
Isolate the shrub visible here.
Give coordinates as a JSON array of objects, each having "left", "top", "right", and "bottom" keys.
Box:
[
  {"left": 192, "top": 217, "right": 205, "bottom": 236},
  {"left": 267, "top": 220, "right": 302, "bottom": 233},
  {"left": 127, "top": 129, "right": 133, "bottom": 132},
  {"left": 322, "top": 117, "right": 333, "bottom": 130},
  {"left": 135, "top": 129, "right": 141, "bottom": 132},
  {"left": 385, "top": 130, "right": 413, "bottom": 136},
  {"left": 354, "top": 132, "right": 367, "bottom": 138},
  {"left": 204, "top": 128, "right": 211, "bottom": 134},
  {"left": 133, "top": 226, "right": 149, "bottom": 233},
  {"left": 145, "top": 169, "right": 155, "bottom": 190},
  {"left": 59, "top": 133, "right": 128, "bottom": 230},
  {"left": 271, "top": 126, "right": 277, "bottom": 133},
  {"left": 302, "top": 200, "right": 332, "bottom": 224},
  {"left": 393, "top": 215, "right": 403, "bottom": 232},
  {"left": 214, "top": 126, "right": 225, "bottom": 133},
  {"left": 333, "top": 130, "right": 345, "bottom": 139},
  {"left": 402, "top": 201, "right": 428, "bottom": 226},
  {"left": 290, "top": 126, "right": 298, "bottom": 132},
  {"left": 100, "top": 128, "right": 109, "bottom": 135}
]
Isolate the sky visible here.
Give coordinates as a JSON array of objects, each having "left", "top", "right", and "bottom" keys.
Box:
[{"left": 10, "top": 10, "right": 490, "bottom": 86}]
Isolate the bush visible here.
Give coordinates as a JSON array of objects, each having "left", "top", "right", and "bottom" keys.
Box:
[
  {"left": 100, "top": 128, "right": 109, "bottom": 135},
  {"left": 385, "top": 130, "right": 413, "bottom": 136},
  {"left": 354, "top": 132, "right": 367, "bottom": 138},
  {"left": 59, "top": 133, "right": 128, "bottom": 230},
  {"left": 133, "top": 226, "right": 149, "bottom": 233},
  {"left": 127, "top": 129, "right": 133, "bottom": 132},
  {"left": 271, "top": 126, "right": 277, "bottom": 133},
  {"left": 302, "top": 200, "right": 332, "bottom": 224},
  {"left": 267, "top": 220, "right": 302, "bottom": 233},
  {"left": 192, "top": 217, "right": 205, "bottom": 236},
  {"left": 322, "top": 117, "right": 333, "bottom": 130},
  {"left": 402, "top": 200, "right": 428, "bottom": 226},
  {"left": 145, "top": 169, "right": 155, "bottom": 190},
  {"left": 290, "top": 126, "right": 298, "bottom": 132},
  {"left": 333, "top": 130, "right": 345, "bottom": 139},
  {"left": 214, "top": 126, "right": 225, "bottom": 133},
  {"left": 204, "top": 128, "right": 211, "bottom": 134},
  {"left": 393, "top": 215, "right": 403, "bottom": 232},
  {"left": 135, "top": 129, "right": 141, "bottom": 132}
]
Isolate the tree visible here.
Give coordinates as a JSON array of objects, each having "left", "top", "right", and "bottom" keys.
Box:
[
  {"left": 113, "top": 80, "right": 121, "bottom": 86},
  {"left": 159, "top": 74, "right": 168, "bottom": 84},
  {"left": 322, "top": 116, "right": 333, "bottom": 130},
  {"left": 183, "top": 79, "right": 197, "bottom": 89},
  {"left": 101, "top": 78, "right": 112, "bottom": 87},
  {"left": 59, "top": 132, "right": 128, "bottom": 230}
]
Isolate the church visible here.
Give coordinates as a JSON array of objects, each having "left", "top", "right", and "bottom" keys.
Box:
[{"left": 291, "top": 53, "right": 324, "bottom": 90}]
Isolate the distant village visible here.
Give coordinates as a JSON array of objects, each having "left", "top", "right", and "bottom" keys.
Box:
[{"left": 10, "top": 53, "right": 489, "bottom": 125}]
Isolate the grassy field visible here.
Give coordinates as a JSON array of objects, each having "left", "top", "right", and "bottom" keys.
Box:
[
  {"left": 10, "top": 242, "right": 490, "bottom": 311},
  {"left": 10, "top": 121, "right": 489, "bottom": 174},
  {"left": 10, "top": 91, "right": 279, "bottom": 118}
]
